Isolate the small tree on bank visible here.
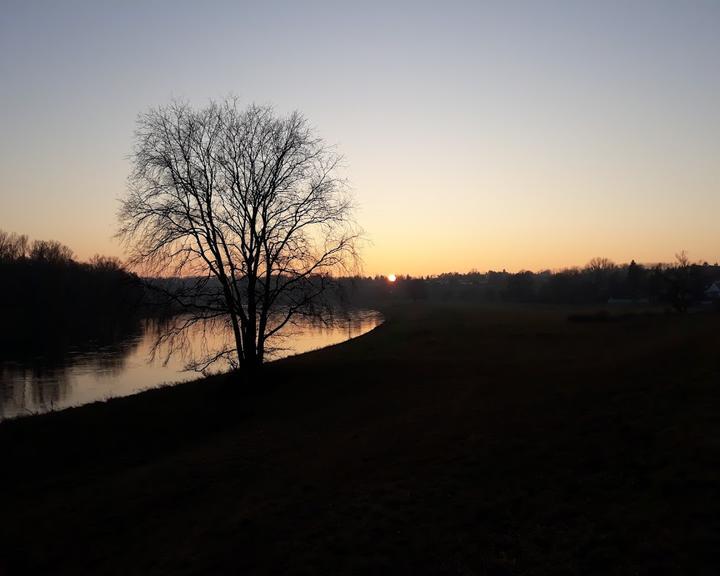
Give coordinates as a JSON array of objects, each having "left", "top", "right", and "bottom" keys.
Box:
[{"left": 118, "top": 99, "right": 359, "bottom": 373}]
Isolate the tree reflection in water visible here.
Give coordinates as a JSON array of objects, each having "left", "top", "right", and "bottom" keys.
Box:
[{"left": 0, "top": 310, "right": 382, "bottom": 420}]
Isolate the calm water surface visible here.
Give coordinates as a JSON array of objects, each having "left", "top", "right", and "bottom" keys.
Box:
[{"left": 0, "top": 310, "right": 383, "bottom": 421}]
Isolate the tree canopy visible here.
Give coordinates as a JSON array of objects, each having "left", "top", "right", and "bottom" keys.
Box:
[{"left": 119, "top": 99, "right": 359, "bottom": 372}]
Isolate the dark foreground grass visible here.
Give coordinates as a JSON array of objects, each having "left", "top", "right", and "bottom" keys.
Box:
[{"left": 1, "top": 303, "right": 719, "bottom": 575}]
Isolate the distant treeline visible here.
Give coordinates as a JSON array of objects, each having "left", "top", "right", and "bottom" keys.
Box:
[
  {"left": 3, "top": 226, "right": 717, "bottom": 357},
  {"left": 0, "top": 230, "right": 144, "bottom": 354},
  {"left": 139, "top": 254, "right": 720, "bottom": 315},
  {"left": 338, "top": 255, "right": 720, "bottom": 311}
]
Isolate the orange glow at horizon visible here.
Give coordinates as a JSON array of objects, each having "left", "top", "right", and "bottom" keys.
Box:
[
  {"left": 2, "top": 4, "right": 719, "bottom": 280},
  {"left": 25, "top": 232, "right": 720, "bottom": 279}
]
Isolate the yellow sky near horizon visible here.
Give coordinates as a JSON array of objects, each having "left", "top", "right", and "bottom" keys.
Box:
[{"left": 1, "top": 2, "right": 719, "bottom": 277}]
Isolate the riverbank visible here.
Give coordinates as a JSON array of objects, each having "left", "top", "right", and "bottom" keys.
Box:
[
  {"left": 1, "top": 303, "right": 719, "bottom": 575},
  {"left": 0, "top": 309, "right": 383, "bottom": 420}
]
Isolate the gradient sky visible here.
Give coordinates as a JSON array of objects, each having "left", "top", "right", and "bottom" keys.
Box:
[{"left": 1, "top": 0, "right": 719, "bottom": 276}]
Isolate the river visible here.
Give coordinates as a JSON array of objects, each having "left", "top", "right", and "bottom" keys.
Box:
[{"left": 0, "top": 310, "right": 383, "bottom": 421}]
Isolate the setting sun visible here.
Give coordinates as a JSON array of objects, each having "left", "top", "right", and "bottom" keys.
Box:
[{"left": 387, "top": 274, "right": 397, "bottom": 283}]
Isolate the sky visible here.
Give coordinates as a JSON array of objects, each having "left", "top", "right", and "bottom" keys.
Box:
[{"left": 1, "top": 0, "right": 719, "bottom": 276}]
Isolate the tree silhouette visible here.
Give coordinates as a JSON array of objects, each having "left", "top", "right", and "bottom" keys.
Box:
[
  {"left": 118, "top": 99, "right": 359, "bottom": 373},
  {"left": 666, "top": 251, "right": 692, "bottom": 312}
]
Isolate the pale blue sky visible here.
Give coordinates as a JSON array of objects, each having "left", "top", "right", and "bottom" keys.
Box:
[{"left": 1, "top": 0, "right": 719, "bottom": 274}]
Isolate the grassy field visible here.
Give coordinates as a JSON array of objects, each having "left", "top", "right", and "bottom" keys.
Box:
[{"left": 1, "top": 303, "right": 719, "bottom": 575}]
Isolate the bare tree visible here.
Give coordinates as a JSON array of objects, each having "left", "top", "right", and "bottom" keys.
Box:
[
  {"left": 118, "top": 99, "right": 359, "bottom": 373},
  {"left": 0, "top": 231, "right": 29, "bottom": 261},
  {"left": 584, "top": 257, "right": 615, "bottom": 274},
  {"left": 0, "top": 231, "right": 75, "bottom": 263},
  {"left": 666, "top": 250, "right": 692, "bottom": 312},
  {"left": 29, "top": 239, "right": 74, "bottom": 263}
]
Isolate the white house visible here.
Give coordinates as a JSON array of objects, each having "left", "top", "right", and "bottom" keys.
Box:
[{"left": 705, "top": 281, "right": 720, "bottom": 300}]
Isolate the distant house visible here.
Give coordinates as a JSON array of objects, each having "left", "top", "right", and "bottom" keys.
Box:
[{"left": 705, "top": 281, "right": 720, "bottom": 300}]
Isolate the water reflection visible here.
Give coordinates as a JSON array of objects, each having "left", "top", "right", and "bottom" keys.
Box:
[{"left": 0, "top": 310, "right": 382, "bottom": 421}]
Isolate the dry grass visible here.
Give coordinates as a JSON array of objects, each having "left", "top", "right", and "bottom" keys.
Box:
[{"left": 1, "top": 303, "right": 719, "bottom": 575}]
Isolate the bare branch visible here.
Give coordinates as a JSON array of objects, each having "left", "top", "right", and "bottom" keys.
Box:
[{"left": 118, "top": 99, "right": 360, "bottom": 372}]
